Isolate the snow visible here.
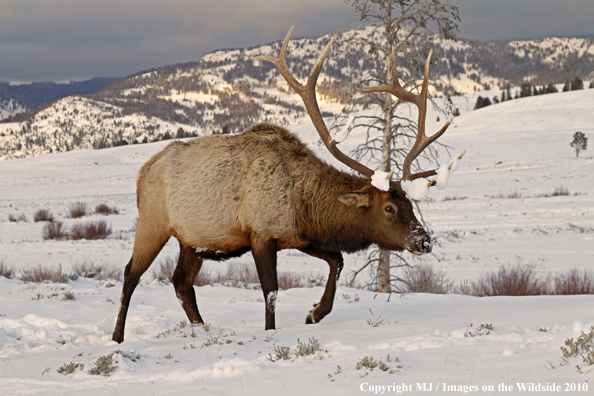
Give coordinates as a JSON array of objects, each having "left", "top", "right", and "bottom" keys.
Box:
[
  {"left": 433, "top": 163, "right": 450, "bottom": 190},
  {"left": 1, "top": 88, "right": 594, "bottom": 394},
  {"left": 370, "top": 170, "right": 391, "bottom": 191},
  {"left": 401, "top": 178, "right": 429, "bottom": 200}
]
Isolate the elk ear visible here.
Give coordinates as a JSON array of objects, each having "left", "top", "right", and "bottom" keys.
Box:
[{"left": 338, "top": 191, "right": 370, "bottom": 207}]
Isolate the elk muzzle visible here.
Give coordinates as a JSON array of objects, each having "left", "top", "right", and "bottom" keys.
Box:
[{"left": 410, "top": 236, "right": 433, "bottom": 255}]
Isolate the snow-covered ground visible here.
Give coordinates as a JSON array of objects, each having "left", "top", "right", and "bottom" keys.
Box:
[{"left": 1, "top": 88, "right": 593, "bottom": 394}]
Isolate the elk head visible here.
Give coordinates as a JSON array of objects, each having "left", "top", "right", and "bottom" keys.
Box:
[{"left": 256, "top": 27, "right": 463, "bottom": 255}]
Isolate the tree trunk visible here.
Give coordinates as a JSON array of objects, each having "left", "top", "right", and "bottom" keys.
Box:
[{"left": 377, "top": 45, "right": 393, "bottom": 293}]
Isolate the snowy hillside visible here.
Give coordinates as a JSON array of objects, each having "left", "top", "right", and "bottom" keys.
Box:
[
  {"left": 1, "top": 24, "right": 593, "bottom": 160},
  {"left": 0, "top": 96, "right": 205, "bottom": 159},
  {"left": 0, "top": 85, "right": 593, "bottom": 395}
]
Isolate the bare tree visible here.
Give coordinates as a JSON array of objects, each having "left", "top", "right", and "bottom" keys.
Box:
[{"left": 343, "top": 0, "right": 460, "bottom": 292}]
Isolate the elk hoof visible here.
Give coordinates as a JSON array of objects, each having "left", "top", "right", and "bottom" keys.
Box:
[{"left": 305, "top": 310, "right": 318, "bottom": 324}]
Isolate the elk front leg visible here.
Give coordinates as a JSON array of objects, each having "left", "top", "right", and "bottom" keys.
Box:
[
  {"left": 251, "top": 237, "right": 278, "bottom": 330},
  {"left": 113, "top": 221, "right": 169, "bottom": 343},
  {"left": 172, "top": 243, "right": 205, "bottom": 324},
  {"left": 298, "top": 246, "right": 343, "bottom": 324}
]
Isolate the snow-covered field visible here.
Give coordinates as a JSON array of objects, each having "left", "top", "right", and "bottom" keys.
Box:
[{"left": 1, "top": 88, "right": 593, "bottom": 394}]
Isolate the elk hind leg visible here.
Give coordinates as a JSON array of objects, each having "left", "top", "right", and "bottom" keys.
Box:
[
  {"left": 172, "top": 243, "right": 204, "bottom": 324},
  {"left": 299, "top": 246, "right": 343, "bottom": 324},
  {"left": 251, "top": 237, "right": 278, "bottom": 330},
  {"left": 112, "top": 227, "right": 169, "bottom": 343}
]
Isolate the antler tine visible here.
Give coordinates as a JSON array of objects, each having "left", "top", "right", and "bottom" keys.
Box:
[
  {"left": 358, "top": 49, "right": 418, "bottom": 105},
  {"left": 256, "top": 27, "right": 375, "bottom": 178},
  {"left": 359, "top": 48, "right": 452, "bottom": 182}
]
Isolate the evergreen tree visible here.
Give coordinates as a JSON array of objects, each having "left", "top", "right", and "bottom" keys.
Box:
[
  {"left": 571, "top": 77, "right": 584, "bottom": 91},
  {"left": 563, "top": 79, "right": 570, "bottom": 92},
  {"left": 546, "top": 82, "right": 558, "bottom": 93},
  {"left": 520, "top": 83, "right": 532, "bottom": 97}
]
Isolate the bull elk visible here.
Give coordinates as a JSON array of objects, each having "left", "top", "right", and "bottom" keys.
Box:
[{"left": 112, "top": 27, "right": 462, "bottom": 343}]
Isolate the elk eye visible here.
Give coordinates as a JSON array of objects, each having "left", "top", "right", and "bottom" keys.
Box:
[{"left": 385, "top": 205, "right": 395, "bottom": 214}]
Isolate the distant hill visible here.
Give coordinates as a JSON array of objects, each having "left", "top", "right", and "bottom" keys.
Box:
[
  {"left": 0, "top": 77, "right": 118, "bottom": 119},
  {"left": 1, "top": 24, "right": 593, "bottom": 160}
]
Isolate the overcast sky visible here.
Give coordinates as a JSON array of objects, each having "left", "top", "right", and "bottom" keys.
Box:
[{"left": 1, "top": 0, "right": 593, "bottom": 84}]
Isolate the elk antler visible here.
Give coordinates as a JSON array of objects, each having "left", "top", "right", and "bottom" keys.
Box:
[
  {"left": 255, "top": 27, "right": 375, "bottom": 178},
  {"left": 358, "top": 49, "right": 454, "bottom": 184}
]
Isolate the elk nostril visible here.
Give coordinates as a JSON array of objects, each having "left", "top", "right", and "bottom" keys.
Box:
[{"left": 422, "top": 237, "right": 433, "bottom": 253}]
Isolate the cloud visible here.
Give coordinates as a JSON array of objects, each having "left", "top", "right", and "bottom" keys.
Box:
[{"left": 0, "top": 0, "right": 592, "bottom": 83}]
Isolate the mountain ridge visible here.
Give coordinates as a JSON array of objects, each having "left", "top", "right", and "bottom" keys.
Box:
[{"left": 1, "top": 24, "right": 593, "bottom": 160}]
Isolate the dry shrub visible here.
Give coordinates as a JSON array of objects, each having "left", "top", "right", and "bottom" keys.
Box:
[
  {"left": 189, "top": 262, "right": 264, "bottom": 287},
  {"left": 152, "top": 255, "right": 177, "bottom": 282},
  {"left": 21, "top": 264, "right": 69, "bottom": 283},
  {"left": 402, "top": 263, "right": 453, "bottom": 294},
  {"left": 471, "top": 264, "right": 549, "bottom": 296},
  {"left": 443, "top": 195, "right": 468, "bottom": 201},
  {"left": 67, "top": 202, "right": 87, "bottom": 218},
  {"left": 216, "top": 263, "right": 260, "bottom": 286},
  {"left": 70, "top": 220, "right": 112, "bottom": 240},
  {"left": 33, "top": 209, "right": 54, "bottom": 222},
  {"left": 150, "top": 256, "right": 316, "bottom": 290},
  {"left": 278, "top": 271, "right": 306, "bottom": 290},
  {"left": 194, "top": 270, "right": 212, "bottom": 287},
  {"left": 552, "top": 186, "right": 570, "bottom": 196},
  {"left": 0, "top": 260, "right": 14, "bottom": 279},
  {"left": 553, "top": 269, "right": 594, "bottom": 295},
  {"left": 43, "top": 222, "right": 68, "bottom": 240},
  {"left": 72, "top": 261, "right": 122, "bottom": 281},
  {"left": 95, "top": 203, "right": 119, "bottom": 215},
  {"left": 8, "top": 213, "right": 27, "bottom": 222}
]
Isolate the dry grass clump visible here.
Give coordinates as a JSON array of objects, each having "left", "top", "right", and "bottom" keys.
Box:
[
  {"left": 443, "top": 195, "right": 468, "bottom": 201},
  {"left": 94, "top": 203, "right": 119, "bottom": 215},
  {"left": 0, "top": 260, "right": 14, "bottom": 279},
  {"left": 152, "top": 255, "right": 177, "bottom": 283},
  {"left": 72, "top": 261, "right": 122, "bottom": 281},
  {"left": 8, "top": 213, "right": 27, "bottom": 222},
  {"left": 551, "top": 186, "right": 570, "bottom": 196},
  {"left": 42, "top": 221, "right": 68, "bottom": 240},
  {"left": 469, "top": 264, "right": 549, "bottom": 296},
  {"left": 43, "top": 220, "right": 113, "bottom": 240},
  {"left": 151, "top": 257, "right": 319, "bottom": 290},
  {"left": 202, "top": 263, "right": 261, "bottom": 287},
  {"left": 402, "top": 263, "right": 453, "bottom": 294},
  {"left": 278, "top": 271, "right": 308, "bottom": 290},
  {"left": 395, "top": 263, "right": 594, "bottom": 297},
  {"left": 20, "top": 264, "right": 70, "bottom": 283},
  {"left": 67, "top": 202, "right": 88, "bottom": 218},
  {"left": 553, "top": 268, "right": 594, "bottom": 295},
  {"left": 490, "top": 186, "right": 571, "bottom": 200},
  {"left": 33, "top": 209, "right": 54, "bottom": 222},
  {"left": 70, "top": 220, "right": 112, "bottom": 240},
  {"left": 461, "top": 265, "right": 594, "bottom": 296}
]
